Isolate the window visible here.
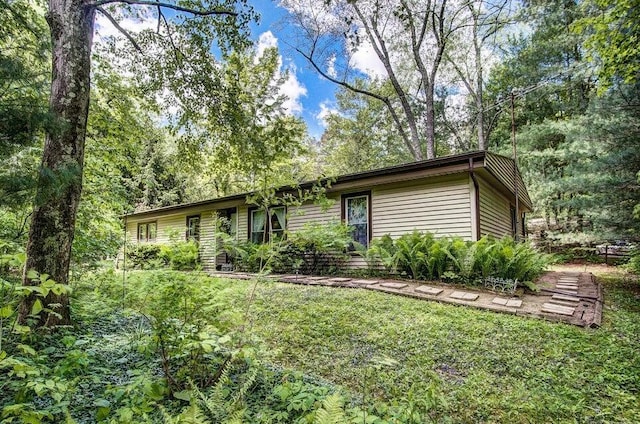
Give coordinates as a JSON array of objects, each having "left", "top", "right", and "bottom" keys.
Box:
[
  {"left": 186, "top": 215, "right": 201, "bottom": 241},
  {"left": 250, "top": 206, "right": 286, "bottom": 243},
  {"left": 218, "top": 208, "right": 238, "bottom": 236},
  {"left": 137, "top": 222, "right": 157, "bottom": 242},
  {"left": 343, "top": 193, "right": 370, "bottom": 247}
]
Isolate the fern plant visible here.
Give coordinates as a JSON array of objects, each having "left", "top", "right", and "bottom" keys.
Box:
[{"left": 313, "top": 394, "right": 348, "bottom": 424}]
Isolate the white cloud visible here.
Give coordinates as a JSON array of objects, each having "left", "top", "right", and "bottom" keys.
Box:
[
  {"left": 350, "top": 40, "right": 387, "bottom": 79},
  {"left": 315, "top": 100, "right": 338, "bottom": 127},
  {"left": 256, "top": 31, "right": 278, "bottom": 59},
  {"left": 94, "top": 8, "right": 157, "bottom": 42},
  {"left": 327, "top": 54, "right": 337, "bottom": 78},
  {"left": 255, "top": 32, "right": 307, "bottom": 115},
  {"left": 280, "top": 62, "right": 307, "bottom": 114}
]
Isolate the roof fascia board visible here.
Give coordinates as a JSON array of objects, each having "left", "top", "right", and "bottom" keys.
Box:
[{"left": 124, "top": 151, "right": 488, "bottom": 219}]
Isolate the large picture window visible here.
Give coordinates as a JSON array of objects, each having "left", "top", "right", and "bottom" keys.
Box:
[
  {"left": 186, "top": 215, "right": 201, "bottom": 241},
  {"left": 250, "top": 206, "right": 286, "bottom": 243},
  {"left": 137, "top": 222, "right": 157, "bottom": 242},
  {"left": 343, "top": 193, "right": 370, "bottom": 247}
]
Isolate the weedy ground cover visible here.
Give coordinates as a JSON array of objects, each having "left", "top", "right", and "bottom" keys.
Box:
[
  {"left": 216, "top": 269, "right": 639, "bottom": 423},
  {"left": 2, "top": 267, "right": 638, "bottom": 422}
]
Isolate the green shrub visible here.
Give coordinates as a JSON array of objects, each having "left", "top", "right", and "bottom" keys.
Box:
[
  {"left": 216, "top": 221, "right": 352, "bottom": 275},
  {"left": 626, "top": 249, "right": 640, "bottom": 273},
  {"left": 217, "top": 235, "right": 264, "bottom": 272},
  {"left": 125, "top": 241, "right": 200, "bottom": 271},
  {"left": 125, "top": 243, "right": 164, "bottom": 270},
  {"left": 361, "top": 232, "right": 550, "bottom": 286},
  {"left": 279, "top": 221, "right": 352, "bottom": 275},
  {"left": 160, "top": 241, "right": 200, "bottom": 271}
]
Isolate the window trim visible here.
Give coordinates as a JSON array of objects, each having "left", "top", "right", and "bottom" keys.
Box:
[
  {"left": 248, "top": 205, "right": 287, "bottom": 244},
  {"left": 341, "top": 191, "right": 372, "bottom": 247},
  {"left": 186, "top": 214, "right": 201, "bottom": 242},
  {"left": 137, "top": 221, "right": 157, "bottom": 243}
]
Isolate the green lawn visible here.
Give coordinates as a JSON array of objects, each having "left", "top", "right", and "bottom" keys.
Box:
[
  {"left": 109, "top": 268, "right": 640, "bottom": 423},
  {"left": 216, "top": 275, "right": 639, "bottom": 422}
]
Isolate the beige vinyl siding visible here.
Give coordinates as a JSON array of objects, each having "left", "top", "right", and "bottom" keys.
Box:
[
  {"left": 478, "top": 177, "right": 512, "bottom": 238},
  {"left": 485, "top": 152, "right": 532, "bottom": 210},
  {"left": 371, "top": 176, "right": 473, "bottom": 240},
  {"left": 237, "top": 205, "right": 248, "bottom": 240},
  {"left": 199, "top": 212, "right": 218, "bottom": 270},
  {"left": 126, "top": 208, "right": 229, "bottom": 270},
  {"left": 287, "top": 198, "right": 341, "bottom": 232},
  {"left": 125, "top": 215, "right": 186, "bottom": 244}
]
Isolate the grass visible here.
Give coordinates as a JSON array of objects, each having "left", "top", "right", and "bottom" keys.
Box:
[
  {"left": 71, "top": 267, "right": 640, "bottom": 423},
  {"left": 220, "top": 274, "right": 639, "bottom": 423}
]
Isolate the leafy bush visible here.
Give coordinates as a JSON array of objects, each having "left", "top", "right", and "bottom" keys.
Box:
[
  {"left": 277, "top": 221, "right": 352, "bottom": 275},
  {"left": 160, "top": 241, "right": 200, "bottom": 270},
  {"left": 626, "top": 249, "right": 640, "bottom": 274},
  {"left": 216, "top": 221, "right": 352, "bottom": 275},
  {"left": 126, "top": 241, "right": 200, "bottom": 270},
  {"left": 361, "top": 232, "right": 550, "bottom": 286},
  {"left": 125, "top": 243, "right": 164, "bottom": 270}
]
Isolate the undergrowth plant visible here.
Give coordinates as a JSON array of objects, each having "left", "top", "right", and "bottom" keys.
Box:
[
  {"left": 215, "top": 221, "right": 352, "bottom": 275},
  {"left": 125, "top": 241, "right": 200, "bottom": 271},
  {"left": 0, "top": 254, "right": 77, "bottom": 423},
  {"left": 360, "top": 232, "right": 550, "bottom": 288}
]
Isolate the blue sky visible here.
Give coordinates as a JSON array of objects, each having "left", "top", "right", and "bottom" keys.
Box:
[
  {"left": 94, "top": 1, "right": 381, "bottom": 139},
  {"left": 249, "top": 1, "right": 338, "bottom": 139}
]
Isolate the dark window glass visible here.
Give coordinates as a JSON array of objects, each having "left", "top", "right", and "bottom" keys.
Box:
[
  {"left": 137, "top": 222, "right": 157, "bottom": 242},
  {"left": 346, "top": 195, "right": 369, "bottom": 247},
  {"left": 187, "top": 216, "right": 201, "bottom": 241}
]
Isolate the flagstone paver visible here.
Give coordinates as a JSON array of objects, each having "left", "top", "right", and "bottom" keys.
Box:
[
  {"left": 492, "top": 297, "right": 522, "bottom": 308},
  {"left": 450, "top": 291, "right": 479, "bottom": 301},
  {"left": 542, "top": 303, "right": 576, "bottom": 316},
  {"left": 380, "top": 282, "right": 408, "bottom": 289},
  {"left": 492, "top": 297, "right": 508, "bottom": 306},
  {"left": 549, "top": 299, "right": 581, "bottom": 307},
  {"left": 208, "top": 270, "right": 602, "bottom": 327},
  {"left": 351, "top": 279, "right": 378, "bottom": 286},
  {"left": 552, "top": 294, "right": 580, "bottom": 302},
  {"left": 415, "top": 285, "right": 444, "bottom": 296}
]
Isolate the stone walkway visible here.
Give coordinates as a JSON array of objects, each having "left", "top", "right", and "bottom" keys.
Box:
[{"left": 208, "top": 270, "right": 603, "bottom": 328}]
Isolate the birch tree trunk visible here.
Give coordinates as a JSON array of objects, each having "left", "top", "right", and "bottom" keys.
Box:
[{"left": 18, "top": 0, "right": 95, "bottom": 326}]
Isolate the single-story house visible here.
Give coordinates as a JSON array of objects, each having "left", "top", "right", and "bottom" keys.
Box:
[{"left": 124, "top": 151, "right": 532, "bottom": 270}]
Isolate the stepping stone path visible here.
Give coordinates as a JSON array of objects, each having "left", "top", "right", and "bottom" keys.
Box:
[
  {"left": 492, "top": 297, "right": 523, "bottom": 308},
  {"left": 552, "top": 294, "right": 580, "bottom": 303},
  {"left": 542, "top": 302, "right": 576, "bottom": 316},
  {"left": 327, "top": 277, "right": 352, "bottom": 283},
  {"left": 542, "top": 273, "right": 581, "bottom": 317},
  {"left": 351, "top": 279, "right": 378, "bottom": 286},
  {"left": 449, "top": 291, "right": 479, "bottom": 301},
  {"left": 208, "top": 269, "right": 601, "bottom": 327},
  {"left": 380, "top": 282, "right": 408, "bottom": 289},
  {"left": 415, "top": 285, "right": 443, "bottom": 296}
]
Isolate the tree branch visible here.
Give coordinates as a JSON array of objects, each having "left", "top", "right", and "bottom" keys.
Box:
[
  {"left": 96, "top": 6, "right": 142, "bottom": 52},
  {"left": 91, "top": 0, "right": 237, "bottom": 17}
]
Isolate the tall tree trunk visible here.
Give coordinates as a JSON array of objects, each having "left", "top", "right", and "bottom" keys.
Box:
[
  {"left": 425, "top": 84, "right": 436, "bottom": 159},
  {"left": 475, "top": 34, "right": 485, "bottom": 151},
  {"left": 18, "top": 0, "right": 95, "bottom": 327}
]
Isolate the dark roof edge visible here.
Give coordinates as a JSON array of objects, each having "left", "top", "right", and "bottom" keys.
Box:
[{"left": 124, "top": 150, "right": 489, "bottom": 218}]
